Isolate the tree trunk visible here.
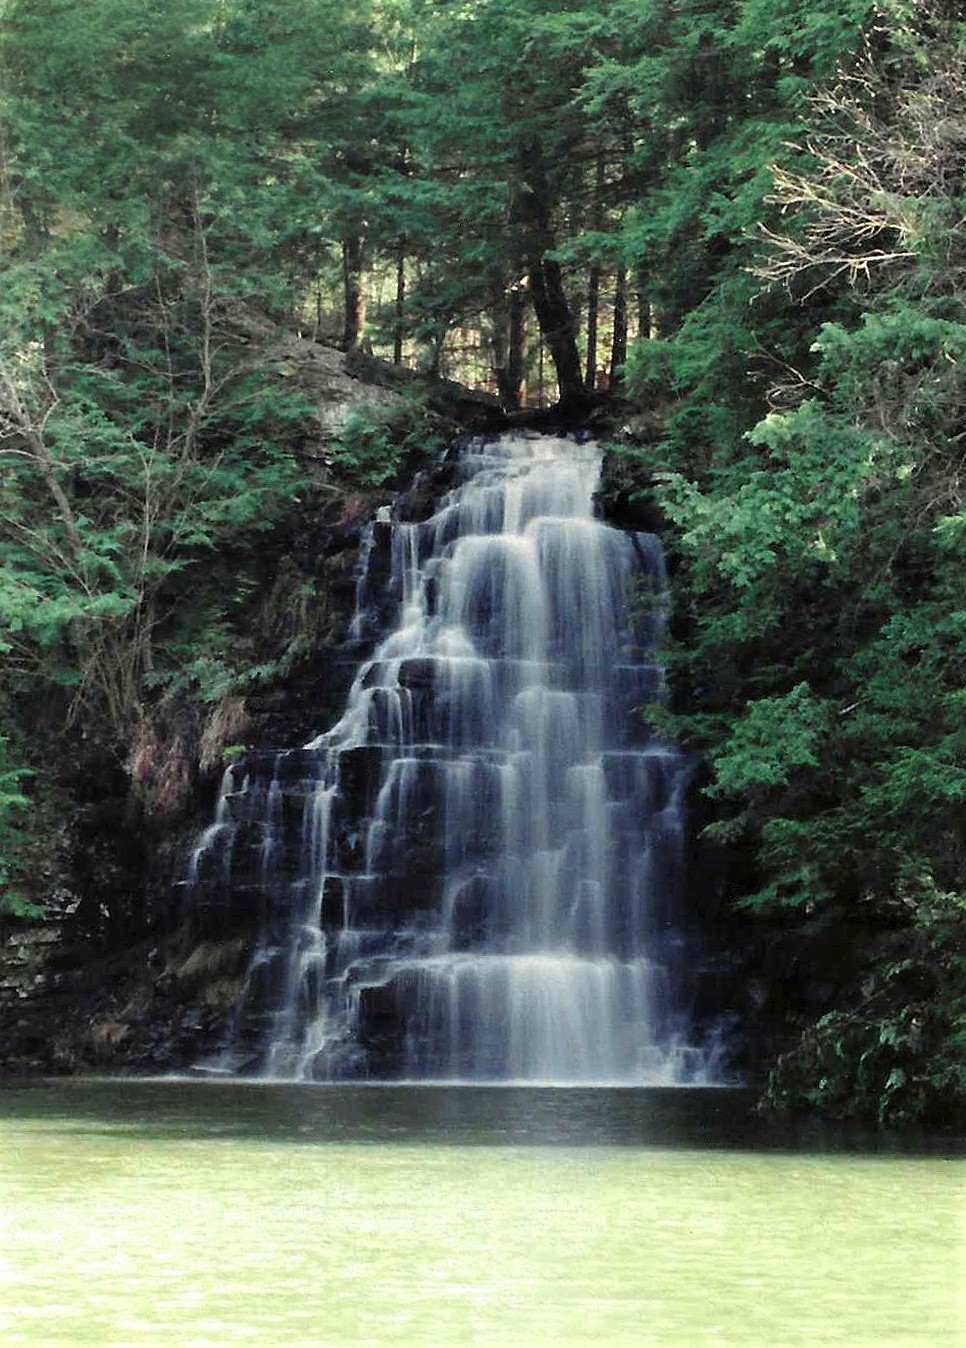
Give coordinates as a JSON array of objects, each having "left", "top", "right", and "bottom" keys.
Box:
[
  {"left": 514, "top": 142, "right": 586, "bottom": 412},
  {"left": 585, "top": 152, "right": 606, "bottom": 391},
  {"left": 507, "top": 285, "right": 527, "bottom": 408},
  {"left": 610, "top": 266, "right": 628, "bottom": 386},
  {"left": 528, "top": 251, "right": 584, "bottom": 410},
  {"left": 636, "top": 266, "right": 652, "bottom": 340},
  {"left": 342, "top": 234, "right": 366, "bottom": 352},
  {"left": 493, "top": 285, "right": 527, "bottom": 410},
  {"left": 18, "top": 199, "right": 48, "bottom": 257},
  {"left": 393, "top": 238, "right": 406, "bottom": 365},
  {"left": 585, "top": 263, "right": 600, "bottom": 391}
]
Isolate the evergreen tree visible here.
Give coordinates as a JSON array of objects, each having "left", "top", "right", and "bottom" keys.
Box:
[{"left": 614, "top": 0, "right": 966, "bottom": 1127}]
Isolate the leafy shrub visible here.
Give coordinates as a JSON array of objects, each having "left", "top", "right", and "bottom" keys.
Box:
[
  {"left": 0, "top": 736, "right": 39, "bottom": 919},
  {"left": 328, "top": 397, "right": 447, "bottom": 490}
]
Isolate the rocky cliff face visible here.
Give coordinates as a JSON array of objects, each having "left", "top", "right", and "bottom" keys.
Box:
[
  {"left": 2, "top": 370, "right": 732, "bottom": 1083},
  {"left": 0, "top": 342, "right": 473, "bottom": 1077}
]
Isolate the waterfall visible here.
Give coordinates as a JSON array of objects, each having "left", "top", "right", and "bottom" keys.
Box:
[{"left": 187, "top": 434, "right": 715, "bottom": 1083}]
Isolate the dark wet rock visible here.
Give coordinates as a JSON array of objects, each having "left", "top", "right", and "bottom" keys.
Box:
[
  {"left": 447, "top": 874, "right": 492, "bottom": 950},
  {"left": 397, "top": 658, "right": 437, "bottom": 690},
  {"left": 595, "top": 447, "right": 669, "bottom": 534},
  {"left": 335, "top": 746, "right": 385, "bottom": 815}
]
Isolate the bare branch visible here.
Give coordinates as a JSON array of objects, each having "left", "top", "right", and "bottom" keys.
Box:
[{"left": 755, "top": 15, "right": 966, "bottom": 296}]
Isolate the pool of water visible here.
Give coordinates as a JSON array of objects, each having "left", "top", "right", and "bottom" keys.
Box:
[{"left": 0, "top": 1080, "right": 962, "bottom": 1346}]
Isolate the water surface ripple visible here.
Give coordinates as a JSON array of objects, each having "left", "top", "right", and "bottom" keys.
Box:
[{"left": 1, "top": 1082, "right": 962, "bottom": 1347}]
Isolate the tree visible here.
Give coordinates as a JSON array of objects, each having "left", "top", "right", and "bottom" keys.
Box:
[
  {"left": 0, "top": 1, "right": 326, "bottom": 805},
  {"left": 616, "top": 0, "right": 966, "bottom": 1126},
  {"left": 377, "top": 0, "right": 621, "bottom": 406}
]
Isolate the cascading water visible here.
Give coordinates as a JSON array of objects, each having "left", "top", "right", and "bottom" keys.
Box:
[{"left": 188, "top": 434, "right": 715, "bottom": 1082}]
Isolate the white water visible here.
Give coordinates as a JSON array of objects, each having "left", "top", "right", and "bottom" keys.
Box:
[{"left": 190, "top": 435, "right": 714, "bottom": 1082}]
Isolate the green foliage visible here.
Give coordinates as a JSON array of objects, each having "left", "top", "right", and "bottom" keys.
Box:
[
  {"left": 328, "top": 397, "right": 447, "bottom": 489},
  {"left": 606, "top": 0, "right": 966, "bottom": 1126},
  {"left": 2, "top": 0, "right": 963, "bottom": 1122},
  {"left": 0, "top": 736, "right": 38, "bottom": 918},
  {"left": 764, "top": 889, "right": 966, "bottom": 1129},
  {"left": 709, "top": 684, "right": 833, "bottom": 797},
  {"left": 0, "top": 306, "right": 305, "bottom": 737}
]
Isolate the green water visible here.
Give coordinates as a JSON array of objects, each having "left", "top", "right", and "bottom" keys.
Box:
[{"left": 0, "top": 1082, "right": 962, "bottom": 1347}]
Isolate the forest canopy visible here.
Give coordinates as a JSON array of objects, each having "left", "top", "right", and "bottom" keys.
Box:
[{"left": 1, "top": 0, "right": 964, "bottom": 1125}]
